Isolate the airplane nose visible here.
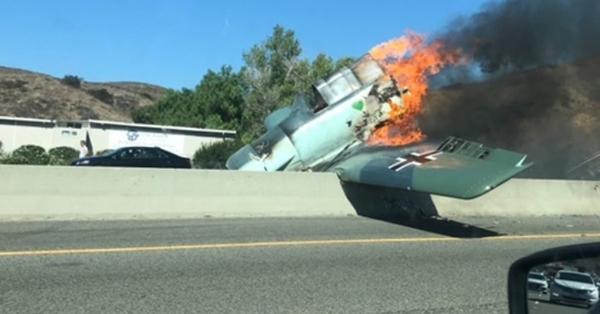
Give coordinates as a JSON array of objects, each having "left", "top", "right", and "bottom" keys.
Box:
[{"left": 226, "top": 126, "right": 300, "bottom": 172}]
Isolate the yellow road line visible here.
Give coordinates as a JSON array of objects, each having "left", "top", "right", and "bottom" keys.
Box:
[{"left": 1, "top": 232, "right": 599, "bottom": 257}]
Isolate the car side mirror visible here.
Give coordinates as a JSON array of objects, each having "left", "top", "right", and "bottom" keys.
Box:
[{"left": 508, "top": 242, "right": 600, "bottom": 314}]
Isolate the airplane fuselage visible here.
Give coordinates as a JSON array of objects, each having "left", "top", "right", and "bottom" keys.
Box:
[{"left": 226, "top": 53, "right": 403, "bottom": 172}]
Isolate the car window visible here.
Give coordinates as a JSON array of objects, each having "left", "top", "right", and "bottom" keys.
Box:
[
  {"left": 138, "top": 148, "right": 160, "bottom": 158},
  {"left": 155, "top": 149, "right": 170, "bottom": 158},
  {"left": 118, "top": 148, "right": 137, "bottom": 158},
  {"left": 556, "top": 272, "right": 593, "bottom": 283},
  {"left": 101, "top": 149, "right": 115, "bottom": 156}
]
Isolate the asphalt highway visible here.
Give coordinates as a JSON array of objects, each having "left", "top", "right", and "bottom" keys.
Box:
[
  {"left": 2, "top": 216, "right": 600, "bottom": 314},
  {"left": 529, "top": 292, "right": 593, "bottom": 314}
]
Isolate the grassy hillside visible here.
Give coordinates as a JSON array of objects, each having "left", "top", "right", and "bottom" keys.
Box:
[{"left": 0, "top": 66, "right": 169, "bottom": 122}]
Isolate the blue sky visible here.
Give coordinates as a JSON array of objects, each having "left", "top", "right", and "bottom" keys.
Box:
[{"left": 1, "top": 0, "right": 492, "bottom": 89}]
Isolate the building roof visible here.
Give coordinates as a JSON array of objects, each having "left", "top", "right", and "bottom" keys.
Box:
[{"left": 0, "top": 115, "right": 237, "bottom": 137}]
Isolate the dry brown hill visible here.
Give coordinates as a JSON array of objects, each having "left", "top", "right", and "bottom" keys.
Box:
[
  {"left": 0, "top": 66, "right": 169, "bottom": 122},
  {"left": 419, "top": 55, "right": 600, "bottom": 179}
]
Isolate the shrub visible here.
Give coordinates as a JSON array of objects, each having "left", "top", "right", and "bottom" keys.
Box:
[
  {"left": 87, "top": 88, "right": 114, "bottom": 105},
  {"left": 193, "top": 139, "right": 244, "bottom": 169},
  {"left": 61, "top": 75, "right": 83, "bottom": 88},
  {"left": 2, "top": 145, "right": 50, "bottom": 165},
  {"left": 48, "top": 146, "right": 79, "bottom": 165},
  {"left": 0, "top": 141, "right": 4, "bottom": 163}
]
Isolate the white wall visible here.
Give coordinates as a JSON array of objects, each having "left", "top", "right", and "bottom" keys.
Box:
[
  {"left": 0, "top": 123, "right": 56, "bottom": 152},
  {"left": 0, "top": 119, "right": 234, "bottom": 158}
]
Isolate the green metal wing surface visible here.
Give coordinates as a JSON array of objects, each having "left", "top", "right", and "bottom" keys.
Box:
[{"left": 326, "top": 137, "right": 534, "bottom": 200}]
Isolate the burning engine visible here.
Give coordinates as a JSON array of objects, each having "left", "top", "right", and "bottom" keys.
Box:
[{"left": 351, "top": 74, "right": 410, "bottom": 142}]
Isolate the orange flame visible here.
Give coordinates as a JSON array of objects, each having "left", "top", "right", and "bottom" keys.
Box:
[{"left": 366, "top": 31, "right": 463, "bottom": 146}]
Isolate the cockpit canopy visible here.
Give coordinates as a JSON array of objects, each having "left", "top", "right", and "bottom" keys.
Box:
[
  {"left": 311, "top": 53, "right": 385, "bottom": 112},
  {"left": 262, "top": 53, "right": 387, "bottom": 130}
]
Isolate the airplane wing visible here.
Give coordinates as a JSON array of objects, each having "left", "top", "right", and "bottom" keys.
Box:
[{"left": 326, "top": 136, "right": 533, "bottom": 200}]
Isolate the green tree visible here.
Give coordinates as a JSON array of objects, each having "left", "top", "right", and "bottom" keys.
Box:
[
  {"left": 288, "top": 52, "right": 355, "bottom": 94},
  {"left": 310, "top": 53, "right": 335, "bottom": 79},
  {"left": 334, "top": 56, "right": 356, "bottom": 70},
  {"left": 131, "top": 65, "right": 245, "bottom": 130},
  {"left": 240, "top": 24, "right": 304, "bottom": 138},
  {"left": 194, "top": 65, "right": 246, "bottom": 131},
  {"left": 192, "top": 139, "right": 245, "bottom": 169},
  {"left": 134, "top": 24, "right": 356, "bottom": 159},
  {"left": 131, "top": 24, "right": 358, "bottom": 168},
  {"left": 131, "top": 88, "right": 198, "bottom": 127},
  {"left": 239, "top": 24, "right": 355, "bottom": 139}
]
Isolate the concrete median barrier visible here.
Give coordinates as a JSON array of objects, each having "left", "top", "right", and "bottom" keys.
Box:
[
  {"left": 0, "top": 165, "right": 599, "bottom": 221},
  {"left": 432, "top": 178, "right": 600, "bottom": 217}
]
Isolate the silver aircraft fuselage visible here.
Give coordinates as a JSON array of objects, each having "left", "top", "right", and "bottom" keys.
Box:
[{"left": 226, "top": 53, "right": 406, "bottom": 172}]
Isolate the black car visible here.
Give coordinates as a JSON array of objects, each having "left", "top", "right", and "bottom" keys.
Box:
[{"left": 71, "top": 146, "right": 192, "bottom": 169}]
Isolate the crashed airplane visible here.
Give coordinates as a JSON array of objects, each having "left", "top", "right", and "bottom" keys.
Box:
[{"left": 226, "top": 53, "right": 533, "bottom": 200}]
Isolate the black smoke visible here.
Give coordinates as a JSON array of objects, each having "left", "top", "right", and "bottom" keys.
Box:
[
  {"left": 429, "top": 0, "right": 600, "bottom": 87},
  {"left": 417, "top": 0, "right": 600, "bottom": 179}
]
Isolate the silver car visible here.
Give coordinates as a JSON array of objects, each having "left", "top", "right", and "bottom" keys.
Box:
[
  {"left": 528, "top": 272, "right": 549, "bottom": 294},
  {"left": 549, "top": 270, "right": 599, "bottom": 308}
]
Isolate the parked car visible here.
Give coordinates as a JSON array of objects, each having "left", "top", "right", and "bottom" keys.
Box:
[{"left": 71, "top": 146, "right": 192, "bottom": 169}]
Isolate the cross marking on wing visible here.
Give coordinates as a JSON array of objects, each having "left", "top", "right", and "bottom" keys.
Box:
[{"left": 388, "top": 151, "right": 443, "bottom": 172}]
